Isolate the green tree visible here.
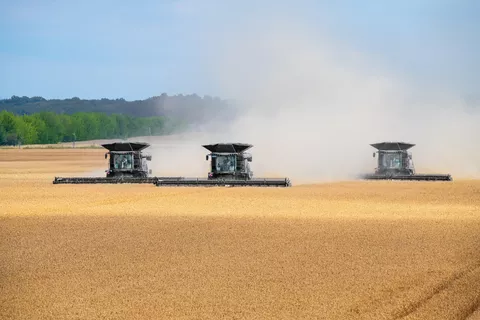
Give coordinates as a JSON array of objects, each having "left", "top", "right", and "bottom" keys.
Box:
[
  {"left": 37, "top": 112, "right": 63, "bottom": 143},
  {"left": 0, "top": 110, "right": 17, "bottom": 133},
  {"left": 0, "top": 125, "right": 7, "bottom": 145},
  {"left": 0, "top": 111, "right": 18, "bottom": 145},
  {"left": 15, "top": 117, "right": 38, "bottom": 144},
  {"left": 27, "top": 115, "right": 49, "bottom": 143}
]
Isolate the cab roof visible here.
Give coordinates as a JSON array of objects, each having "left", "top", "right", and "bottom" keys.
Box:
[
  {"left": 202, "top": 143, "right": 253, "bottom": 153},
  {"left": 370, "top": 142, "right": 415, "bottom": 151},
  {"left": 101, "top": 142, "right": 150, "bottom": 152}
]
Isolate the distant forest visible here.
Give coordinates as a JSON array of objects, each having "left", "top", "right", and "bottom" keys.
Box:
[
  {"left": 0, "top": 94, "right": 238, "bottom": 145},
  {"left": 0, "top": 110, "right": 184, "bottom": 145}
]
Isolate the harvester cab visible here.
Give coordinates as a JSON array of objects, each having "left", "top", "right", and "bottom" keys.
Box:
[
  {"left": 360, "top": 141, "right": 452, "bottom": 181},
  {"left": 103, "top": 142, "right": 152, "bottom": 178},
  {"left": 371, "top": 142, "right": 415, "bottom": 176},
  {"left": 155, "top": 143, "right": 292, "bottom": 187},
  {"left": 203, "top": 143, "right": 254, "bottom": 180}
]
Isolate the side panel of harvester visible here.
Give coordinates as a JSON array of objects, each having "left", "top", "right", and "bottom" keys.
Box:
[{"left": 360, "top": 141, "right": 452, "bottom": 181}]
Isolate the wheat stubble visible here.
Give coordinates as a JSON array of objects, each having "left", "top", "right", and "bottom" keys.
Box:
[{"left": 1, "top": 149, "right": 479, "bottom": 319}]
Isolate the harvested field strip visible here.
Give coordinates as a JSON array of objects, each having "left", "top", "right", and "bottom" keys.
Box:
[
  {"left": 0, "top": 148, "right": 104, "bottom": 161},
  {"left": 399, "top": 263, "right": 480, "bottom": 320},
  {"left": 468, "top": 307, "right": 480, "bottom": 320},
  {"left": 353, "top": 262, "right": 480, "bottom": 319}
]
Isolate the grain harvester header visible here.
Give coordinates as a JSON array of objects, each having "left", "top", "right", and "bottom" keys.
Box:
[
  {"left": 53, "top": 142, "right": 181, "bottom": 184},
  {"left": 360, "top": 141, "right": 452, "bottom": 181},
  {"left": 155, "top": 143, "right": 291, "bottom": 187}
]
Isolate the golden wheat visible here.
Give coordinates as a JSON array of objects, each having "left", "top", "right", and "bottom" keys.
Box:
[{"left": 1, "top": 149, "right": 479, "bottom": 319}]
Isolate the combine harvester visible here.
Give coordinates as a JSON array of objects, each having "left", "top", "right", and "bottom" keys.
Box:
[
  {"left": 360, "top": 141, "right": 452, "bottom": 181},
  {"left": 155, "top": 143, "right": 292, "bottom": 187},
  {"left": 53, "top": 142, "right": 181, "bottom": 184}
]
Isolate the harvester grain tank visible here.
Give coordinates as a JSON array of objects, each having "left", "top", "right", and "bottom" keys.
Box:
[
  {"left": 155, "top": 143, "right": 292, "bottom": 187},
  {"left": 360, "top": 142, "right": 452, "bottom": 181},
  {"left": 53, "top": 142, "right": 181, "bottom": 184}
]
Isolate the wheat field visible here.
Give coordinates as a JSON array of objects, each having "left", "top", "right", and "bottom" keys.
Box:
[{"left": 1, "top": 149, "right": 480, "bottom": 319}]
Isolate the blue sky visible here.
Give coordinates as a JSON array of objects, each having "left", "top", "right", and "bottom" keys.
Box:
[{"left": 0, "top": 0, "right": 478, "bottom": 101}]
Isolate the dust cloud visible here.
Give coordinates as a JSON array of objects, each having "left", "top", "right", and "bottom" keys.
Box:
[{"left": 147, "top": 11, "right": 479, "bottom": 184}]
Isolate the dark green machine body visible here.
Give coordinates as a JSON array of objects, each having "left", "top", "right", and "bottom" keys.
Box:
[
  {"left": 53, "top": 142, "right": 181, "bottom": 184},
  {"left": 104, "top": 142, "right": 152, "bottom": 178},
  {"left": 156, "top": 143, "right": 291, "bottom": 187},
  {"left": 205, "top": 143, "right": 254, "bottom": 180},
  {"left": 360, "top": 142, "right": 452, "bottom": 181}
]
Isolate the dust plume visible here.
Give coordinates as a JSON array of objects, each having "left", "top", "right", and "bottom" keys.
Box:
[
  {"left": 125, "top": 133, "right": 212, "bottom": 178},
  {"left": 205, "top": 13, "right": 479, "bottom": 183},
  {"left": 149, "top": 8, "right": 480, "bottom": 184}
]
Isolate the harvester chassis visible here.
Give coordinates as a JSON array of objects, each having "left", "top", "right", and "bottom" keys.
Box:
[
  {"left": 360, "top": 142, "right": 453, "bottom": 182},
  {"left": 153, "top": 142, "right": 292, "bottom": 188}
]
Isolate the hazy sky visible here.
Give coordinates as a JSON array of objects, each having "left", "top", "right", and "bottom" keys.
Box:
[{"left": 1, "top": 0, "right": 478, "bottom": 101}]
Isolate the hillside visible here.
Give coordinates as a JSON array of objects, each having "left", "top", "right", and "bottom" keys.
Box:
[
  {"left": 0, "top": 94, "right": 238, "bottom": 124},
  {"left": 0, "top": 94, "right": 241, "bottom": 146}
]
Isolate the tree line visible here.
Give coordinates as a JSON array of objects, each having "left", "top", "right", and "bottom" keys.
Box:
[{"left": 0, "top": 110, "right": 184, "bottom": 145}]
